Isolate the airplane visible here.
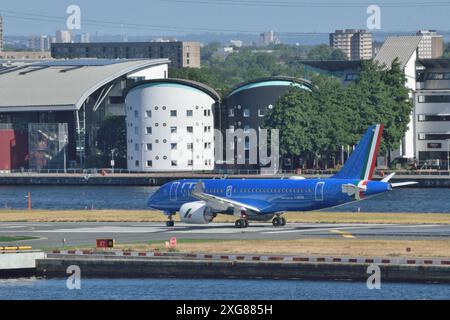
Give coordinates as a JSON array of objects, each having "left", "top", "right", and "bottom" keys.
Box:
[{"left": 148, "top": 124, "right": 417, "bottom": 228}]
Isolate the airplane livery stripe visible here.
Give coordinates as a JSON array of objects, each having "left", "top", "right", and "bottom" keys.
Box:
[
  {"left": 368, "top": 124, "right": 384, "bottom": 180},
  {"left": 360, "top": 127, "right": 376, "bottom": 180},
  {"left": 363, "top": 125, "right": 381, "bottom": 181}
]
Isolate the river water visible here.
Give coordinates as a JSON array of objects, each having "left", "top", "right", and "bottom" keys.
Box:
[
  {"left": 0, "top": 186, "right": 449, "bottom": 212},
  {"left": 0, "top": 278, "right": 449, "bottom": 300}
]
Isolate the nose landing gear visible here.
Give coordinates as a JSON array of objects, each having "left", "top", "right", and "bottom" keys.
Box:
[
  {"left": 235, "top": 210, "right": 249, "bottom": 229},
  {"left": 166, "top": 214, "right": 175, "bottom": 227}
]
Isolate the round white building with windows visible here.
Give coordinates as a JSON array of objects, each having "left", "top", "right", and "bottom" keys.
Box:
[{"left": 125, "top": 79, "right": 220, "bottom": 172}]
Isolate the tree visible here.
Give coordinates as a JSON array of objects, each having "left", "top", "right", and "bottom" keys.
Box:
[
  {"left": 307, "top": 45, "right": 347, "bottom": 60},
  {"left": 96, "top": 116, "right": 127, "bottom": 168}
]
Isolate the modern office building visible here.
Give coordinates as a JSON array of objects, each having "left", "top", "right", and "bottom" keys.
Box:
[
  {"left": 0, "top": 59, "right": 169, "bottom": 170},
  {"left": 222, "top": 77, "right": 311, "bottom": 170},
  {"left": 51, "top": 41, "right": 201, "bottom": 68},
  {"left": 329, "top": 29, "right": 372, "bottom": 60},
  {"left": 416, "top": 30, "right": 444, "bottom": 59},
  {"left": 125, "top": 79, "right": 220, "bottom": 172}
]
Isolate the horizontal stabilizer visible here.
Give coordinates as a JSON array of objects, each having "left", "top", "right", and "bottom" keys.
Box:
[
  {"left": 381, "top": 172, "right": 396, "bottom": 183},
  {"left": 391, "top": 182, "right": 418, "bottom": 188}
]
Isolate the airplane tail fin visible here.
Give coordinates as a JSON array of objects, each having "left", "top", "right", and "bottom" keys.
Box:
[{"left": 332, "top": 124, "right": 384, "bottom": 181}]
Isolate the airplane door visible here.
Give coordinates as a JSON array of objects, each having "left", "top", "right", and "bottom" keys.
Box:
[
  {"left": 315, "top": 182, "right": 325, "bottom": 201},
  {"left": 226, "top": 186, "right": 233, "bottom": 197},
  {"left": 170, "top": 182, "right": 180, "bottom": 201}
]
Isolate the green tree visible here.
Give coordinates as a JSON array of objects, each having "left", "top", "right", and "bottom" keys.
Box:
[{"left": 96, "top": 116, "right": 127, "bottom": 168}]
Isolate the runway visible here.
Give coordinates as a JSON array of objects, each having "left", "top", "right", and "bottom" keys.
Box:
[{"left": 0, "top": 222, "right": 449, "bottom": 249}]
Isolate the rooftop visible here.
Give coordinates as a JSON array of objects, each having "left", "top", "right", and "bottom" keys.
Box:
[{"left": 0, "top": 59, "right": 170, "bottom": 112}]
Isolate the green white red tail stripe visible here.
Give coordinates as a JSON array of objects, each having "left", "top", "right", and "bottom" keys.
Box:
[{"left": 362, "top": 124, "right": 384, "bottom": 181}]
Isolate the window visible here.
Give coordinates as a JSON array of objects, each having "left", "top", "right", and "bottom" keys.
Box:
[
  {"left": 170, "top": 127, "right": 177, "bottom": 134},
  {"left": 187, "top": 126, "right": 193, "bottom": 133},
  {"left": 418, "top": 115, "right": 450, "bottom": 122},
  {"left": 245, "top": 139, "right": 250, "bottom": 150},
  {"left": 171, "top": 143, "right": 178, "bottom": 150},
  {"left": 109, "top": 96, "right": 125, "bottom": 104},
  {"left": 146, "top": 160, "right": 152, "bottom": 167},
  {"left": 228, "top": 109, "right": 235, "bottom": 117},
  {"left": 145, "top": 110, "right": 152, "bottom": 118},
  {"left": 170, "top": 110, "right": 177, "bottom": 117},
  {"left": 146, "top": 143, "right": 152, "bottom": 151},
  {"left": 243, "top": 108, "right": 250, "bottom": 117},
  {"left": 418, "top": 95, "right": 450, "bottom": 103},
  {"left": 204, "top": 110, "right": 211, "bottom": 116},
  {"left": 204, "top": 142, "right": 211, "bottom": 149},
  {"left": 134, "top": 110, "right": 139, "bottom": 118},
  {"left": 426, "top": 72, "right": 450, "bottom": 80},
  {"left": 135, "top": 160, "right": 140, "bottom": 167},
  {"left": 188, "top": 160, "right": 193, "bottom": 166},
  {"left": 187, "top": 110, "right": 193, "bottom": 117},
  {"left": 187, "top": 143, "right": 193, "bottom": 150},
  {"left": 419, "top": 133, "right": 450, "bottom": 140},
  {"left": 204, "top": 126, "right": 211, "bottom": 133},
  {"left": 171, "top": 160, "right": 178, "bottom": 167},
  {"left": 134, "top": 127, "right": 139, "bottom": 135},
  {"left": 146, "top": 127, "right": 152, "bottom": 134},
  {"left": 135, "top": 144, "right": 139, "bottom": 151}
]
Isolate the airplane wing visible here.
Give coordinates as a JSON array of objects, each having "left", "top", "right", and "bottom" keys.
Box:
[{"left": 191, "top": 181, "right": 278, "bottom": 214}]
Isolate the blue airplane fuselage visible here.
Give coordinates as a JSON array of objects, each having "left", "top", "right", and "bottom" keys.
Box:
[{"left": 148, "top": 178, "right": 391, "bottom": 216}]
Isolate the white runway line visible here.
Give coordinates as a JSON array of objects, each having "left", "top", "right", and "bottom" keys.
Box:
[{"left": 27, "top": 226, "right": 167, "bottom": 233}]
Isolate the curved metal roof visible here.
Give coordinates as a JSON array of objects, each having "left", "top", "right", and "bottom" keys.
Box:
[
  {"left": 0, "top": 59, "right": 170, "bottom": 112},
  {"left": 226, "top": 76, "right": 312, "bottom": 97},
  {"left": 126, "top": 78, "right": 221, "bottom": 102}
]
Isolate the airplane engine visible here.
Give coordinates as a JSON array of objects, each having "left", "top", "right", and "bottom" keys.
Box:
[{"left": 179, "top": 201, "right": 215, "bottom": 224}]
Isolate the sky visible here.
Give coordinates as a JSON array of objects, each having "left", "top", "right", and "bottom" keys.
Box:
[{"left": 1, "top": 0, "right": 450, "bottom": 37}]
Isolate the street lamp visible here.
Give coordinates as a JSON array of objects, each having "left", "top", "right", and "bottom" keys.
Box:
[{"left": 111, "top": 148, "right": 118, "bottom": 174}]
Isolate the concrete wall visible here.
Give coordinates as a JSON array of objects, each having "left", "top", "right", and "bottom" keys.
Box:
[
  {"left": 0, "top": 251, "right": 46, "bottom": 270},
  {"left": 37, "top": 258, "right": 450, "bottom": 282}
]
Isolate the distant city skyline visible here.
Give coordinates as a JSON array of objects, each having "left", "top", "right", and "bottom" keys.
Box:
[{"left": 2, "top": 0, "right": 450, "bottom": 39}]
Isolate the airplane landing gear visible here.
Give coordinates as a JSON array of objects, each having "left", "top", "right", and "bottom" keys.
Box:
[
  {"left": 166, "top": 214, "right": 175, "bottom": 227},
  {"left": 272, "top": 215, "right": 286, "bottom": 227},
  {"left": 235, "top": 210, "right": 249, "bottom": 229}
]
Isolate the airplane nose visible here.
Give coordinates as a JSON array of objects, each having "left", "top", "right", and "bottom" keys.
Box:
[{"left": 147, "top": 190, "right": 160, "bottom": 207}]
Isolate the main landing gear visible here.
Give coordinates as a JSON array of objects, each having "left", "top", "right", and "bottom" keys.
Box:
[
  {"left": 272, "top": 215, "right": 286, "bottom": 227},
  {"left": 235, "top": 210, "right": 249, "bottom": 229},
  {"left": 166, "top": 214, "right": 175, "bottom": 227}
]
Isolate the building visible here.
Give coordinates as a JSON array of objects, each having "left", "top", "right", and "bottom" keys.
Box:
[
  {"left": 230, "top": 40, "right": 243, "bottom": 48},
  {"left": 416, "top": 30, "right": 444, "bottom": 59},
  {"left": 0, "top": 16, "right": 3, "bottom": 52},
  {"left": 415, "top": 58, "right": 450, "bottom": 166},
  {"left": 28, "top": 35, "right": 53, "bottom": 52},
  {"left": 259, "top": 31, "right": 280, "bottom": 47},
  {"left": 125, "top": 79, "right": 220, "bottom": 172},
  {"left": 329, "top": 29, "right": 372, "bottom": 60},
  {"left": 0, "top": 59, "right": 169, "bottom": 170},
  {"left": 0, "top": 51, "right": 52, "bottom": 60},
  {"left": 51, "top": 41, "right": 201, "bottom": 68},
  {"left": 222, "top": 77, "right": 311, "bottom": 170},
  {"left": 303, "top": 36, "right": 450, "bottom": 167},
  {"left": 55, "top": 30, "right": 72, "bottom": 43}
]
